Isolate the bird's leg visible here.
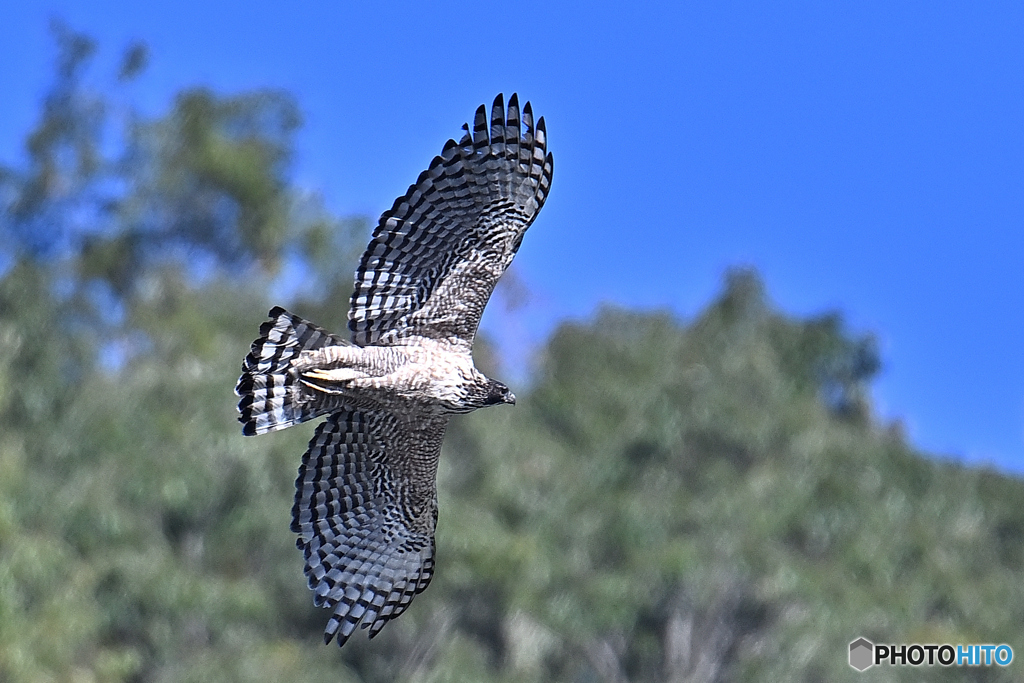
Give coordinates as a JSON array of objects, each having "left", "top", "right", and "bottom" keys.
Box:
[
  {"left": 293, "top": 345, "right": 369, "bottom": 393},
  {"left": 292, "top": 345, "right": 357, "bottom": 371}
]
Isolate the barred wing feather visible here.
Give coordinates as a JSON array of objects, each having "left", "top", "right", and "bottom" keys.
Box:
[
  {"left": 349, "top": 93, "right": 553, "bottom": 348},
  {"left": 292, "top": 410, "right": 447, "bottom": 645}
]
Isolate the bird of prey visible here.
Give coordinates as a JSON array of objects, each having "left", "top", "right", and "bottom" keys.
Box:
[{"left": 235, "top": 94, "right": 553, "bottom": 646}]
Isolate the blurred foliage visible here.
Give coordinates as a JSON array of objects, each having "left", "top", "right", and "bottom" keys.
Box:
[{"left": 1, "top": 23, "right": 1022, "bottom": 683}]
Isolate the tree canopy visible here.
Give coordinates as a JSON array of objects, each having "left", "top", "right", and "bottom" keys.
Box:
[{"left": 1, "top": 24, "right": 1021, "bottom": 683}]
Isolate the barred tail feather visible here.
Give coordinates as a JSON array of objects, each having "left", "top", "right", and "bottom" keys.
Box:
[{"left": 236, "top": 306, "right": 350, "bottom": 436}]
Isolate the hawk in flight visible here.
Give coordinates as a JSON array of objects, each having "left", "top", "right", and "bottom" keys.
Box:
[{"left": 235, "top": 94, "right": 553, "bottom": 646}]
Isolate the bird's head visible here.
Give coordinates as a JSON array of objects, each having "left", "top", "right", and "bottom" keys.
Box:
[{"left": 484, "top": 379, "right": 516, "bottom": 407}]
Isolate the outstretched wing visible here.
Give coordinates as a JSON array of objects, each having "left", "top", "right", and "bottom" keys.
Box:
[
  {"left": 292, "top": 408, "right": 448, "bottom": 646},
  {"left": 349, "top": 93, "right": 553, "bottom": 349}
]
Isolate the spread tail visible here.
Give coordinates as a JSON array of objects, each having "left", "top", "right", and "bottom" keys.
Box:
[{"left": 236, "top": 306, "right": 351, "bottom": 435}]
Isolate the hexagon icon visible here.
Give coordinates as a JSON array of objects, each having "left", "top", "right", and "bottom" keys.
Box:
[{"left": 849, "top": 637, "right": 874, "bottom": 671}]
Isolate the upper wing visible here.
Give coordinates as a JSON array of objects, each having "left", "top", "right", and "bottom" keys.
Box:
[
  {"left": 349, "top": 93, "right": 553, "bottom": 349},
  {"left": 292, "top": 408, "right": 448, "bottom": 646}
]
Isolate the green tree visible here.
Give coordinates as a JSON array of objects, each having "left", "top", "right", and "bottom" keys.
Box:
[
  {"left": 0, "top": 23, "right": 363, "bottom": 682},
  {"left": 432, "top": 270, "right": 1023, "bottom": 682}
]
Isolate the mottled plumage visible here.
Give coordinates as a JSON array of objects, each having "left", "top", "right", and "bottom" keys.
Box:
[{"left": 235, "top": 94, "right": 552, "bottom": 646}]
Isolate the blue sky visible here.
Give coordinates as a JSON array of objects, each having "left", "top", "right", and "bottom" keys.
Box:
[{"left": 2, "top": 2, "right": 1023, "bottom": 472}]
